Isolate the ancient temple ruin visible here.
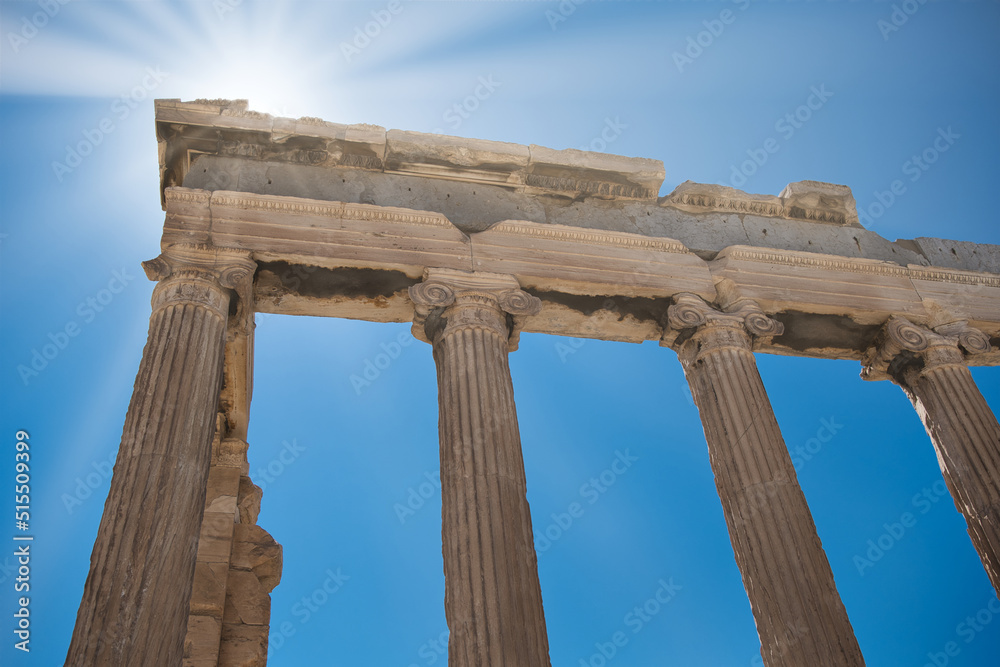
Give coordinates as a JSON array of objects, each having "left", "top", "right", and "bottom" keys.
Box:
[{"left": 65, "top": 99, "right": 1000, "bottom": 666}]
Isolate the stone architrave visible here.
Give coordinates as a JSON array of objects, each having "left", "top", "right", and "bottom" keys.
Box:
[
  {"left": 667, "top": 293, "right": 865, "bottom": 667},
  {"left": 409, "top": 269, "right": 550, "bottom": 667},
  {"left": 66, "top": 244, "right": 256, "bottom": 667},
  {"left": 863, "top": 316, "right": 1000, "bottom": 594}
]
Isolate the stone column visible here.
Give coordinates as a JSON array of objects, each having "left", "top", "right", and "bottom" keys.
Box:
[
  {"left": 410, "top": 269, "right": 550, "bottom": 667},
  {"left": 863, "top": 316, "right": 1000, "bottom": 594},
  {"left": 66, "top": 244, "right": 256, "bottom": 667},
  {"left": 666, "top": 293, "right": 864, "bottom": 667}
]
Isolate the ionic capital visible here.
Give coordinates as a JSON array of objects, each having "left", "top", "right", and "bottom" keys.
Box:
[
  {"left": 664, "top": 293, "right": 783, "bottom": 359},
  {"left": 862, "top": 316, "right": 991, "bottom": 382},
  {"left": 142, "top": 244, "right": 256, "bottom": 321},
  {"left": 409, "top": 268, "right": 540, "bottom": 349}
]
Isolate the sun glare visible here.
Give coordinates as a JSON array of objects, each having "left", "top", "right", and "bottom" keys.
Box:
[{"left": 198, "top": 46, "right": 310, "bottom": 119}]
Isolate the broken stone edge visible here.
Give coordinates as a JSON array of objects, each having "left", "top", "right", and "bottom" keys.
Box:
[{"left": 155, "top": 98, "right": 855, "bottom": 225}]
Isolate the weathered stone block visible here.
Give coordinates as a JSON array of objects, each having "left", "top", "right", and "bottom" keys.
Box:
[
  {"left": 231, "top": 523, "right": 283, "bottom": 592},
  {"left": 205, "top": 466, "right": 241, "bottom": 516},
  {"left": 222, "top": 570, "right": 271, "bottom": 626},
  {"left": 237, "top": 476, "right": 263, "bottom": 525},
  {"left": 182, "top": 614, "right": 222, "bottom": 667},
  {"left": 196, "top": 512, "right": 236, "bottom": 562},
  {"left": 527, "top": 144, "right": 663, "bottom": 199},
  {"left": 218, "top": 623, "right": 269, "bottom": 667},
  {"left": 189, "top": 561, "right": 230, "bottom": 617},
  {"left": 779, "top": 180, "right": 860, "bottom": 227},
  {"left": 905, "top": 237, "right": 1000, "bottom": 274},
  {"left": 664, "top": 180, "right": 783, "bottom": 216},
  {"left": 664, "top": 179, "right": 861, "bottom": 227},
  {"left": 212, "top": 438, "right": 249, "bottom": 470},
  {"left": 385, "top": 129, "right": 530, "bottom": 186}
]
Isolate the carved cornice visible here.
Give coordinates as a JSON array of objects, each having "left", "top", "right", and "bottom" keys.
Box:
[
  {"left": 665, "top": 293, "right": 784, "bottom": 359},
  {"left": 208, "top": 191, "right": 453, "bottom": 229},
  {"left": 667, "top": 191, "right": 785, "bottom": 219},
  {"left": 721, "top": 248, "right": 912, "bottom": 277},
  {"left": 192, "top": 98, "right": 248, "bottom": 110},
  {"left": 164, "top": 189, "right": 212, "bottom": 206},
  {"left": 158, "top": 100, "right": 663, "bottom": 206},
  {"left": 908, "top": 265, "right": 1000, "bottom": 288},
  {"left": 409, "top": 268, "right": 540, "bottom": 350},
  {"left": 861, "top": 316, "right": 992, "bottom": 382},
  {"left": 719, "top": 247, "right": 1000, "bottom": 288},
  {"left": 487, "top": 221, "right": 689, "bottom": 254},
  {"left": 220, "top": 107, "right": 271, "bottom": 120},
  {"left": 143, "top": 244, "right": 256, "bottom": 321},
  {"left": 523, "top": 173, "right": 655, "bottom": 199},
  {"left": 663, "top": 180, "right": 859, "bottom": 226}
]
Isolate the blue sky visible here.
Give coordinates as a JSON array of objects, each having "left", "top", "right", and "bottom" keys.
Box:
[{"left": 2, "top": 1, "right": 999, "bottom": 665}]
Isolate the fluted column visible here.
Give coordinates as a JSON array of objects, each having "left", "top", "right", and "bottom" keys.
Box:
[
  {"left": 410, "top": 268, "right": 550, "bottom": 667},
  {"left": 67, "top": 244, "right": 256, "bottom": 667},
  {"left": 863, "top": 316, "right": 1000, "bottom": 594},
  {"left": 666, "top": 293, "right": 864, "bottom": 667}
]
